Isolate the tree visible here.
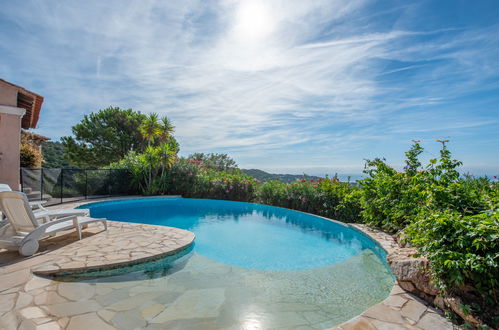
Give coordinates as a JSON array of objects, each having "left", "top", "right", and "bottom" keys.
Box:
[
  {"left": 187, "top": 153, "right": 238, "bottom": 172},
  {"left": 139, "top": 113, "right": 161, "bottom": 146},
  {"left": 158, "top": 116, "right": 175, "bottom": 143},
  {"left": 61, "top": 107, "right": 148, "bottom": 167}
]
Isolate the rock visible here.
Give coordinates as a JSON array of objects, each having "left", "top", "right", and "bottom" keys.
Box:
[
  {"left": 443, "top": 296, "right": 482, "bottom": 327},
  {"left": 387, "top": 248, "right": 440, "bottom": 297},
  {"left": 398, "top": 281, "right": 415, "bottom": 292},
  {"left": 433, "top": 296, "right": 446, "bottom": 311}
]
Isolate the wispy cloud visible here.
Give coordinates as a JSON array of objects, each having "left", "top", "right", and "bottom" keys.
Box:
[{"left": 1, "top": 0, "right": 498, "bottom": 173}]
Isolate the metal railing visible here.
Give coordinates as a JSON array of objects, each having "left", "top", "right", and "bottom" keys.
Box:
[{"left": 20, "top": 168, "right": 139, "bottom": 206}]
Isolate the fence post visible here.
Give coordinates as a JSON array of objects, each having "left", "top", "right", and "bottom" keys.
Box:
[
  {"left": 20, "top": 169, "right": 23, "bottom": 193},
  {"left": 60, "top": 169, "right": 63, "bottom": 204},
  {"left": 85, "top": 170, "right": 88, "bottom": 200},
  {"left": 40, "top": 169, "right": 44, "bottom": 201},
  {"left": 108, "top": 169, "right": 112, "bottom": 196}
]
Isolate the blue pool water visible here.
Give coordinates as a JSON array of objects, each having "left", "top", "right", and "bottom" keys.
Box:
[{"left": 82, "top": 198, "right": 387, "bottom": 271}]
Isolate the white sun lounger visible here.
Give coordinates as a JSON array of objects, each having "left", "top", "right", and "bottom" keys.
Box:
[
  {"left": 0, "top": 184, "right": 89, "bottom": 222},
  {"left": 0, "top": 191, "right": 107, "bottom": 256}
]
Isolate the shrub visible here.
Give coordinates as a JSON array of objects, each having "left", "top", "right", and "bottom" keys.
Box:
[
  {"left": 405, "top": 204, "right": 499, "bottom": 325},
  {"left": 359, "top": 141, "right": 494, "bottom": 233},
  {"left": 256, "top": 177, "right": 362, "bottom": 222},
  {"left": 406, "top": 205, "right": 499, "bottom": 295},
  {"left": 194, "top": 169, "right": 256, "bottom": 202},
  {"left": 20, "top": 143, "right": 43, "bottom": 168}
]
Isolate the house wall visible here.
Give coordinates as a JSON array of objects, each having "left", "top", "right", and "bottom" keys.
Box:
[{"left": 0, "top": 83, "right": 24, "bottom": 190}]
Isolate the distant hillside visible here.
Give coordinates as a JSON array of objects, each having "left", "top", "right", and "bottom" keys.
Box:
[
  {"left": 42, "top": 141, "right": 78, "bottom": 168},
  {"left": 241, "top": 169, "right": 321, "bottom": 183}
]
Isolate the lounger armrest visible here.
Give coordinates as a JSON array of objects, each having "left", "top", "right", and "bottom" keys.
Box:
[
  {"left": 29, "top": 201, "right": 47, "bottom": 210},
  {"left": 21, "top": 216, "right": 79, "bottom": 243}
]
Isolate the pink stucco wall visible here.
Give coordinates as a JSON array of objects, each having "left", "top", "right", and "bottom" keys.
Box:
[{"left": 0, "top": 83, "right": 23, "bottom": 190}]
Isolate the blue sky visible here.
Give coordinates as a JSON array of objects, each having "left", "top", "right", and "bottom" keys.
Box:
[{"left": 1, "top": 0, "right": 498, "bottom": 176}]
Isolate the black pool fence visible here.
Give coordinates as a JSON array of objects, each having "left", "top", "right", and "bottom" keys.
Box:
[{"left": 20, "top": 168, "right": 140, "bottom": 206}]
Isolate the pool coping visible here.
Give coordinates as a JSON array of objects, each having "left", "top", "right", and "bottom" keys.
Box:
[{"left": 28, "top": 196, "right": 454, "bottom": 329}]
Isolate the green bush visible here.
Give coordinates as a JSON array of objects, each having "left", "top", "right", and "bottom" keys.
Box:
[
  {"left": 359, "top": 142, "right": 494, "bottom": 233},
  {"left": 194, "top": 169, "right": 256, "bottom": 202},
  {"left": 405, "top": 204, "right": 499, "bottom": 325},
  {"left": 406, "top": 205, "right": 499, "bottom": 295},
  {"left": 256, "top": 177, "right": 362, "bottom": 222},
  {"left": 20, "top": 143, "right": 43, "bottom": 168}
]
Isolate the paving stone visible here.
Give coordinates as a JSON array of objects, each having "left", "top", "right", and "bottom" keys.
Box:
[
  {"left": 369, "top": 319, "right": 409, "bottom": 330},
  {"left": 383, "top": 295, "right": 408, "bottom": 308},
  {"left": 0, "top": 310, "right": 18, "bottom": 330},
  {"left": 35, "top": 321, "right": 61, "bottom": 330},
  {"left": 141, "top": 304, "right": 165, "bottom": 319},
  {"left": 24, "top": 276, "right": 53, "bottom": 292},
  {"left": 0, "top": 269, "right": 31, "bottom": 292},
  {"left": 19, "top": 307, "right": 47, "bottom": 319},
  {"left": 151, "top": 288, "right": 226, "bottom": 323},
  {"left": 401, "top": 299, "right": 427, "bottom": 322},
  {"left": 111, "top": 309, "right": 147, "bottom": 329},
  {"left": 95, "top": 286, "right": 113, "bottom": 295},
  {"left": 57, "top": 317, "right": 69, "bottom": 328},
  {"left": 32, "top": 317, "right": 54, "bottom": 325},
  {"left": 390, "top": 285, "right": 406, "bottom": 295},
  {"left": 67, "top": 312, "right": 115, "bottom": 330},
  {"left": 340, "top": 316, "right": 377, "bottom": 330},
  {"left": 108, "top": 292, "right": 161, "bottom": 311},
  {"left": 416, "top": 312, "right": 454, "bottom": 329},
  {"left": 364, "top": 304, "right": 406, "bottom": 324},
  {"left": 58, "top": 282, "right": 95, "bottom": 301},
  {"left": 97, "top": 310, "right": 116, "bottom": 322},
  {"left": 18, "top": 319, "right": 37, "bottom": 330},
  {"left": 0, "top": 293, "right": 16, "bottom": 312},
  {"left": 16, "top": 292, "right": 34, "bottom": 309},
  {"left": 45, "top": 300, "right": 101, "bottom": 318},
  {"left": 34, "top": 291, "right": 67, "bottom": 305}
]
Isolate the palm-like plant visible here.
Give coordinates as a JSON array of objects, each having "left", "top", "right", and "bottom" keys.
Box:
[
  {"left": 158, "top": 116, "right": 175, "bottom": 143},
  {"left": 158, "top": 143, "right": 175, "bottom": 169},
  {"left": 139, "top": 113, "right": 161, "bottom": 146}
]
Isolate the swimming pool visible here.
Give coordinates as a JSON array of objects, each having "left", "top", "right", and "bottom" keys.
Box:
[{"left": 75, "top": 198, "right": 395, "bottom": 328}]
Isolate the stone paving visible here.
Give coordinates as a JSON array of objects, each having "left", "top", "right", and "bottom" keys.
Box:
[
  {"left": 334, "top": 284, "right": 456, "bottom": 330},
  {"left": 0, "top": 197, "right": 457, "bottom": 329}
]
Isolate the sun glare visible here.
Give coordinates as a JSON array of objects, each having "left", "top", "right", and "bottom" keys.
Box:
[{"left": 233, "top": 0, "right": 274, "bottom": 43}]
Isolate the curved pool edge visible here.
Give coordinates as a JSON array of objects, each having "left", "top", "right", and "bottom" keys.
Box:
[{"left": 31, "top": 220, "right": 195, "bottom": 277}]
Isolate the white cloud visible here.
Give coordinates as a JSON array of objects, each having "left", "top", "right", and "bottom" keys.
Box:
[{"left": 1, "top": 0, "right": 498, "bottom": 173}]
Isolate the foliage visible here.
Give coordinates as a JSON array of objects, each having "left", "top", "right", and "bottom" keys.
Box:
[
  {"left": 187, "top": 153, "right": 238, "bottom": 173},
  {"left": 109, "top": 143, "right": 178, "bottom": 195},
  {"left": 193, "top": 168, "right": 256, "bottom": 202},
  {"left": 107, "top": 110, "right": 179, "bottom": 195},
  {"left": 406, "top": 204, "right": 499, "bottom": 325},
  {"left": 360, "top": 140, "right": 498, "bottom": 325},
  {"left": 406, "top": 204, "right": 498, "bottom": 295},
  {"left": 20, "top": 143, "right": 43, "bottom": 168},
  {"left": 359, "top": 141, "right": 493, "bottom": 232},
  {"left": 41, "top": 141, "right": 78, "bottom": 168},
  {"left": 61, "top": 107, "right": 149, "bottom": 167},
  {"left": 256, "top": 177, "right": 362, "bottom": 222},
  {"left": 125, "top": 158, "right": 257, "bottom": 202}
]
